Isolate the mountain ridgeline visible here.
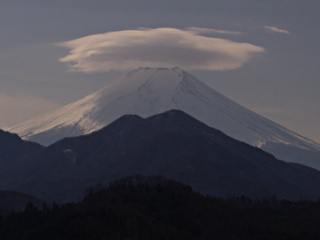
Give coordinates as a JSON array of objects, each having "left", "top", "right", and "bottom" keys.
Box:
[
  {"left": 8, "top": 67, "right": 320, "bottom": 170},
  {"left": 2, "top": 110, "right": 320, "bottom": 202}
]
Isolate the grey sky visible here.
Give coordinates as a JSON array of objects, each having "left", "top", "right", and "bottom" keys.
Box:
[{"left": 1, "top": 0, "right": 320, "bottom": 142}]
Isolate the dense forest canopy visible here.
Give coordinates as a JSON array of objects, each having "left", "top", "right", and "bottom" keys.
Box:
[{"left": 1, "top": 175, "right": 320, "bottom": 239}]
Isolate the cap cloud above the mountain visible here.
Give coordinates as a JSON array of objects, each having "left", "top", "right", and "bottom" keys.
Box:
[{"left": 57, "top": 28, "right": 264, "bottom": 72}]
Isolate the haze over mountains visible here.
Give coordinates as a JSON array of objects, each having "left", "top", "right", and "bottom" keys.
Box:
[
  {"left": 8, "top": 67, "right": 320, "bottom": 170},
  {"left": 3, "top": 110, "right": 320, "bottom": 202}
]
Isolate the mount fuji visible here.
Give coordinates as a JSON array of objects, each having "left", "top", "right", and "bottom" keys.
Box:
[{"left": 8, "top": 67, "right": 320, "bottom": 170}]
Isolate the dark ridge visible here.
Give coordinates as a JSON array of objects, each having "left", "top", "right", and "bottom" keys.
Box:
[
  {"left": 2, "top": 110, "right": 320, "bottom": 202},
  {"left": 0, "top": 190, "right": 43, "bottom": 215}
]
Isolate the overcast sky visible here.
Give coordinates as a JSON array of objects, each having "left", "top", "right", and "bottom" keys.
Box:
[{"left": 1, "top": 0, "right": 320, "bottom": 142}]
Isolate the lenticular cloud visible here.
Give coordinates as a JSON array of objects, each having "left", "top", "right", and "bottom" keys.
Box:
[
  {"left": 264, "top": 26, "right": 290, "bottom": 35},
  {"left": 58, "top": 28, "right": 264, "bottom": 73}
]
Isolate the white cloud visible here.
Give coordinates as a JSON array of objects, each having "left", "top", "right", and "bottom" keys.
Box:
[
  {"left": 0, "top": 93, "right": 60, "bottom": 128},
  {"left": 264, "top": 26, "right": 290, "bottom": 35},
  {"left": 186, "top": 27, "right": 242, "bottom": 35},
  {"left": 58, "top": 28, "right": 264, "bottom": 73}
]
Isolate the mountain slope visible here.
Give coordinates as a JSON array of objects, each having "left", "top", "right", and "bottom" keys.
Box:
[
  {"left": 8, "top": 67, "right": 320, "bottom": 169},
  {"left": 0, "top": 190, "right": 43, "bottom": 215},
  {"left": 0, "top": 129, "right": 43, "bottom": 169},
  {"left": 4, "top": 110, "right": 320, "bottom": 202},
  {"left": 0, "top": 130, "right": 44, "bottom": 215}
]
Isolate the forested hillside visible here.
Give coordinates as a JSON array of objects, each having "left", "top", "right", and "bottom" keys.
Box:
[{"left": 1, "top": 175, "right": 320, "bottom": 240}]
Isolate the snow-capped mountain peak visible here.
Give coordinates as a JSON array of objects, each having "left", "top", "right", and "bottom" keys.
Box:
[{"left": 8, "top": 67, "right": 320, "bottom": 169}]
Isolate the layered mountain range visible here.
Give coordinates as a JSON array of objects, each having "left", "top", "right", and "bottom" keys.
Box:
[
  {"left": 2, "top": 110, "right": 320, "bottom": 202},
  {"left": 8, "top": 67, "right": 320, "bottom": 170}
]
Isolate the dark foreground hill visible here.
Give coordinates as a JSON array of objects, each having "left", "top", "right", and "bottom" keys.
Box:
[
  {"left": 2, "top": 176, "right": 320, "bottom": 240},
  {"left": 0, "top": 129, "right": 43, "bottom": 169},
  {"left": 2, "top": 110, "right": 320, "bottom": 202},
  {"left": 0, "top": 191, "right": 43, "bottom": 215},
  {"left": 0, "top": 130, "right": 44, "bottom": 214},
  {"left": 0, "top": 190, "right": 43, "bottom": 216}
]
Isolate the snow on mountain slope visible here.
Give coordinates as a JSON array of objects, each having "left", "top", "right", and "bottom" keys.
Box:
[{"left": 8, "top": 67, "right": 320, "bottom": 169}]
